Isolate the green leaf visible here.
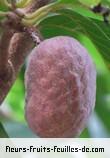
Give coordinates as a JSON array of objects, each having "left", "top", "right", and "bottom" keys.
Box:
[
  {"left": 40, "top": 9, "right": 110, "bottom": 63},
  {"left": 102, "top": 0, "right": 110, "bottom": 5},
  {"left": 95, "top": 71, "right": 110, "bottom": 132},
  {"left": 4, "top": 121, "right": 36, "bottom": 138},
  {"left": 59, "top": 0, "right": 77, "bottom": 4},
  {"left": 78, "top": 0, "right": 101, "bottom": 6},
  {"left": 0, "top": 0, "right": 10, "bottom": 11},
  {"left": 6, "top": 70, "right": 25, "bottom": 122},
  {"left": 0, "top": 123, "right": 8, "bottom": 138}
]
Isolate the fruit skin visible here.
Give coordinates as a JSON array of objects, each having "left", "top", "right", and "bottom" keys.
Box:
[{"left": 25, "top": 36, "right": 96, "bottom": 138}]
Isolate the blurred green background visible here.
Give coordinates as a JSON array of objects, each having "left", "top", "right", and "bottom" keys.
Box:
[{"left": 0, "top": 0, "right": 110, "bottom": 138}]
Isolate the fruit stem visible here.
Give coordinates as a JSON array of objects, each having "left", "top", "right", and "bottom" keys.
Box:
[
  {"left": 24, "top": 1, "right": 61, "bottom": 19},
  {"left": 22, "top": 1, "right": 66, "bottom": 25},
  {"left": 16, "top": 0, "right": 33, "bottom": 8},
  {"left": 24, "top": 27, "right": 43, "bottom": 44}
]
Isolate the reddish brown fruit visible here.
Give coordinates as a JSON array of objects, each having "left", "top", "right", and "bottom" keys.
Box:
[{"left": 25, "top": 36, "right": 96, "bottom": 138}]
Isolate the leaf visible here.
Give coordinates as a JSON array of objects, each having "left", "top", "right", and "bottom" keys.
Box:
[
  {"left": 59, "top": 0, "right": 78, "bottom": 4},
  {"left": 78, "top": 0, "right": 101, "bottom": 6},
  {"left": 4, "top": 121, "right": 37, "bottom": 138},
  {"left": 95, "top": 71, "right": 110, "bottom": 132},
  {"left": 87, "top": 112, "right": 109, "bottom": 137},
  {"left": 0, "top": 123, "right": 8, "bottom": 138},
  {"left": 39, "top": 9, "right": 110, "bottom": 63},
  {"left": 6, "top": 70, "right": 25, "bottom": 122},
  {"left": 60, "top": 0, "right": 110, "bottom": 6},
  {"left": 102, "top": 0, "right": 110, "bottom": 5},
  {"left": 0, "top": 0, "right": 9, "bottom": 11}
]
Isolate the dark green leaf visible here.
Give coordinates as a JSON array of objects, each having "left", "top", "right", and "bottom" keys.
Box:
[
  {"left": 40, "top": 9, "right": 110, "bottom": 63},
  {"left": 0, "top": 123, "right": 8, "bottom": 138}
]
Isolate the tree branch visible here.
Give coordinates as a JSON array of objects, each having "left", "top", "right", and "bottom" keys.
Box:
[
  {"left": 0, "top": 0, "right": 50, "bottom": 105},
  {"left": 9, "top": 32, "right": 33, "bottom": 73},
  {"left": 0, "top": 29, "right": 14, "bottom": 75},
  {"left": 0, "top": 28, "right": 16, "bottom": 104},
  {"left": 0, "top": 32, "right": 33, "bottom": 105}
]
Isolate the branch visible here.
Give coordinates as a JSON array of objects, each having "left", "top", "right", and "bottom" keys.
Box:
[
  {"left": 0, "top": 29, "right": 14, "bottom": 74},
  {"left": 0, "top": 32, "right": 33, "bottom": 104},
  {"left": 0, "top": 0, "right": 50, "bottom": 104},
  {"left": 9, "top": 32, "right": 33, "bottom": 73},
  {"left": 0, "top": 28, "right": 16, "bottom": 104}
]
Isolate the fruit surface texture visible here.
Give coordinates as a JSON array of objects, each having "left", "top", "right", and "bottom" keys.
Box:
[{"left": 25, "top": 36, "right": 96, "bottom": 138}]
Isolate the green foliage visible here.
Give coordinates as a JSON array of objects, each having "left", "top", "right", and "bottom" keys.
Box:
[
  {"left": 78, "top": 0, "right": 101, "bottom": 6},
  {"left": 6, "top": 68, "right": 25, "bottom": 122},
  {"left": 40, "top": 9, "right": 110, "bottom": 64},
  {"left": 0, "top": 123, "right": 8, "bottom": 138},
  {"left": 0, "top": 0, "right": 110, "bottom": 137}
]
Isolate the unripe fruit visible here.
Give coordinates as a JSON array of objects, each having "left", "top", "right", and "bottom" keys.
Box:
[{"left": 25, "top": 36, "right": 96, "bottom": 138}]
